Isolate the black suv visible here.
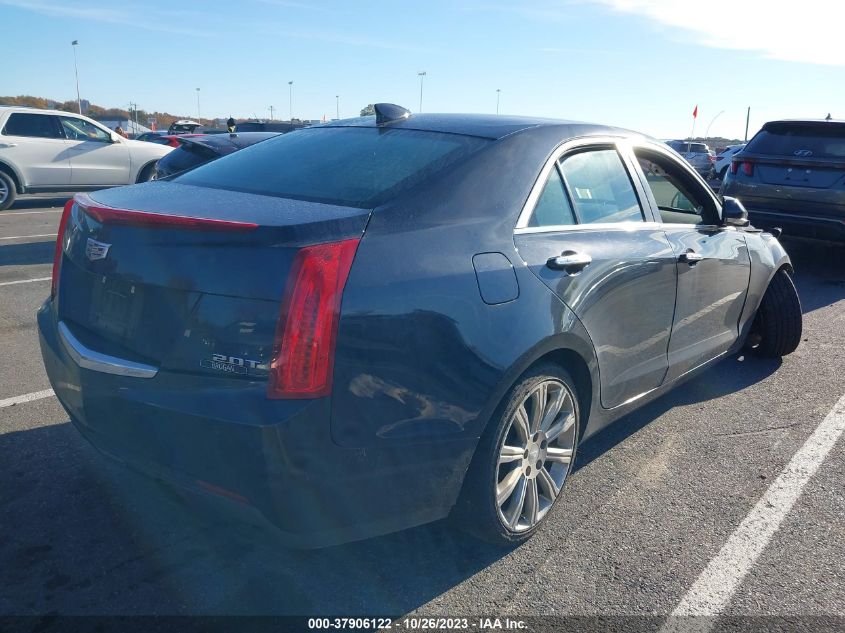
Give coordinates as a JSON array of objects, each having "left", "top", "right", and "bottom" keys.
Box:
[{"left": 721, "top": 119, "right": 845, "bottom": 242}]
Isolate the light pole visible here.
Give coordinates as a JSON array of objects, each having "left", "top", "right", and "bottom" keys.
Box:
[
  {"left": 704, "top": 110, "right": 725, "bottom": 141},
  {"left": 417, "top": 71, "right": 426, "bottom": 113},
  {"left": 496, "top": 88, "right": 501, "bottom": 115},
  {"left": 336, "top": 95, "right": 339, "bottom": 120},
  {"left": 269, "top": 105, "right": 274, "bottom": 121},
  {"left": 195, "top": 88, "right": 201, "bottom": 122},
  {"left": 288, "top": 81, "right": 293, "bottom": 121},
  {"left": 71, "top": 40, "right": 81, "bottom": 114}
]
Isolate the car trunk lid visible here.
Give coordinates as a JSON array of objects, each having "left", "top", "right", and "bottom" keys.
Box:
[{"left": 56, "top": 182, "right": 371, "bottom": 376}]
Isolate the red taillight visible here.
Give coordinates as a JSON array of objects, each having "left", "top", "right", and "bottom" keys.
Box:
[
  {"left": 74, "top": 193, "right": 258, "bottom": 231},
  {"left": 730, "top": 160, "right": 754, "bottom": 176},
  {"left": 51, "top": 199, "right": 74, "bottom": 300},
  {"left": 267, "top": 239, "right": 360, "bottom": 399}
]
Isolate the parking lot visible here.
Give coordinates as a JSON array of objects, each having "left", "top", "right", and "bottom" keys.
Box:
[{"left": 1, "top": 196, "right": 843, "bottom": 630}]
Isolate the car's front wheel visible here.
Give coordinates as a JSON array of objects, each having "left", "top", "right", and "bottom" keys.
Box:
[
  {"left": 746, "top": 268, "right": 802, "bottom": 357},
  {"left": 0, "top": 171, "right": 16, "bottom": 211},
  {"left": 454, "top": 364, "right": 580, "bottom": 545}
]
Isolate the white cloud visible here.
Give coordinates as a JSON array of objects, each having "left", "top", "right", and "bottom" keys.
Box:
[
  {"left": 0, "top": 0, "right": 211, "bottom": 37},
  {"left": 589, "top": 0, "right": 845, "bottom": 66}
]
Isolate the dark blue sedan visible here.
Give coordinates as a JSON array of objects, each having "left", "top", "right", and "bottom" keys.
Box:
[{"left": 38, "top": 104, "right": 801, "bottom": 547}]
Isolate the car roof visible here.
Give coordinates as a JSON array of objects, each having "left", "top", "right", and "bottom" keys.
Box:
[
  {"left": 0, "top": 105, "right": 84, "bottom": 115},
  {"left": 319, "top": 112, "right": 633, "bottom": 141},
  {"left": 761, "top": 119, "right": 845, "bottom": 130}
]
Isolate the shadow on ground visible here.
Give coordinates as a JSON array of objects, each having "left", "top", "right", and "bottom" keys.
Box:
[
  {"left": 7, "top": 196, "right": 70, "bottom": 211},
  {"left": 0, "top": 240, "right": 55, "bottom": 268}
]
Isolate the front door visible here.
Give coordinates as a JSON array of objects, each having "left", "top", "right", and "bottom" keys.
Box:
[
  {"left": 514, "top": 143, "right": 678, "bottom": 409},
  {"left": 59, "top": 116, "right": 130, "bottom": 186},
  {"left": 631, "top": 144, "right": 751, "bottom": 380}
]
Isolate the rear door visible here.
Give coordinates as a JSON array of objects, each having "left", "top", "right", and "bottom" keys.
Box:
[
  {"left": 0, "top": 112, "right": 71, "bottom": 187},
  {"left": 58, "top": 115, "right": 130, "bottom": 185},
  {"left": 514, "top": 140, "right": 678, "bottom": 409},
  {"left": 630, "top": 143, "right": 750, "bottom": 380}
]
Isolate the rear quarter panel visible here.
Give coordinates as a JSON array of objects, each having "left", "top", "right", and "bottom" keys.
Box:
[{"left": 330, "top": 127, "right": 601, "bottom": 449}]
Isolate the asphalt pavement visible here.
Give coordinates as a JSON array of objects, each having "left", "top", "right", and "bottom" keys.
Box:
[{"left": 0, "top": 195, "right": 843, "bottom": 631}]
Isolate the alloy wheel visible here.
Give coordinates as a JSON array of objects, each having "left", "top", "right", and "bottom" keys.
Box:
[
  {"left": 495, "top": 379, "right": 577, "bottom": 532},
  {"left": 0, "top": 179, "right": 7, "bottom": 205}
]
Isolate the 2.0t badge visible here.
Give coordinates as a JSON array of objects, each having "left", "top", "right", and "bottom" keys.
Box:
[{"left": 200, "top": 353, "right": 261, "bottom": 375}]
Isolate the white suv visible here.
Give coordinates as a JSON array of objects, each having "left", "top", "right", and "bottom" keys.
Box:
[{"left": 0, "top": 106, "right": 173, "bottom": 210}]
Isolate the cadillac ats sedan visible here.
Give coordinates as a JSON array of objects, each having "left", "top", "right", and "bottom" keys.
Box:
[{"left": 38, "top": 104, "right": 802, "bottom": 547}]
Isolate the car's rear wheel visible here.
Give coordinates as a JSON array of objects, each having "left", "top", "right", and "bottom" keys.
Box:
[
  {"left": 454, "top": 364, "right": 579, "bottom": 545},
  {"left": 0, "top": 171, "right": 16, "bottom": 211},
  {"left": 746, "top": 268, "right": 802, "bottom": 357}
]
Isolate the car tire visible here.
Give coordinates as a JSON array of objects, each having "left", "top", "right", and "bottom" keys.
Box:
[
  {"left": 0, "top": 170, "right": 16, "bottom": 211},
  {"left": 137, "top": 163, "right": 157, "bottom": 183},
  {"left": 452, "top": 363, "right": 580, "bottom": 545},
  {"left": 747, "top": 268, "right": 802, "bottom": 358}
]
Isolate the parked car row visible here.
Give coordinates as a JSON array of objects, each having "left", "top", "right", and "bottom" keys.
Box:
[
  {"left": 0, "top": 107, "right": 291, "bottom": 210},
  {"left": 665, "top": 139, "right": 715, "bottom": 177},
  {"left": 0, "top": 106, "right": 172, "bottom": 210}
]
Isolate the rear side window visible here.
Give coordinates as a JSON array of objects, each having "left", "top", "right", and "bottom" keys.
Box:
[
  {"left": 528, "top": 168, "right": 576, "bottom": 227},
  {"left": 746, "top": 123, "right": 845, "bottom": 159},
  {"left": 2, "top": 113, "right": 61, "bottom": 138},
  {"left": 176, "top": 126, "right": 490, "bottom": 208},
  {"left": 160, "top": 143, "right": 217, "bottom": 175},
  {"left": 558, "top": 149, "right": 644, "bottom": 224}
]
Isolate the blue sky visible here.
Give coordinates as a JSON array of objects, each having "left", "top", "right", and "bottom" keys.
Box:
[{"left": 1, "top": 0, "right": 842, "bottom": 140}]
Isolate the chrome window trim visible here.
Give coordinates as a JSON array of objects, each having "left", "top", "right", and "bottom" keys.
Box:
[
  {"left": 514, "top": 135, "right": 653, "bottom": 232},
  {"left": 58, "top": 321, "right": 158, "bottom": 378},
  {"left": 515, "top": 221, "right": 663, "bottom": 235}
]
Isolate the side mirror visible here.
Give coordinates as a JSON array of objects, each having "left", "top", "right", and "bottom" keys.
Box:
[
  {"left": 721, "top": 196, "right": 749, "bottom": 227},
  {"left": 110, "top": 132, "right": 121, "bottom": 143}
]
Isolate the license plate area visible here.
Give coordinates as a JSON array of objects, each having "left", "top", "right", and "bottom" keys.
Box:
[{"left": 89, "top": 276, "right": 144, "bottom": 340}]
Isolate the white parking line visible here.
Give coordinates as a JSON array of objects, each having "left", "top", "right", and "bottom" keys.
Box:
[
  {"left": 662, "top": 391, "right": 845, "bottom": 632},
  {"left": 0, "top": 389, "right": 55, "bottom": 409},
  {"left": 0, "top": 233, "right": 57, "bottom": 240},
  {"left": 0, "top": 277, "right": 52, "bottom": 287}
]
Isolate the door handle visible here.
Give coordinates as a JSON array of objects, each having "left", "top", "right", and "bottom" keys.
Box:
[
  {"left": 679, "top": 250, "right": 704, "bottom": 265},
  {"left": 546, "top": 251, "right": 592, "bottom": 273},
  {"left": 0, "top": 142, "right": 17, "bottom": 148}
]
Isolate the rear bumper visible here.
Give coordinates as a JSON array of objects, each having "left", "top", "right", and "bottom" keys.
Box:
[
  {"left": 744, "top": 208, "right": 845, "bottom": 242},
  {"left": 38, "top": 300, "right": 475, "bottom": 547}
]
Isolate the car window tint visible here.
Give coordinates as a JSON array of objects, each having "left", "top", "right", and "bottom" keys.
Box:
[
  {"left": 2, "top": 113, "right": 60, "bottom": 138},
  {"left": 635, "top": 149, "right": 718, "bottom": 225},
  {"left": 59, "top": 117, "right": 111, "bottom": 142},
  {"left": 558, "top": 149, "right": 643, "bottom": 224},
  {"left": 176, "top": 126, "right": 490, "bottom": 208},
  {"left": 528, "top": 167, "right": 576, "bottom": 227}
]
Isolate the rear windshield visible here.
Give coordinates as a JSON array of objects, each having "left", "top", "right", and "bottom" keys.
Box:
[
  {"left": 672, "top": 142, "right": 708, "bottom": 153},
  {"left": 176, "top": 126, "right": 490, "bottom": 208},
  {"left": 746, "top": 123, "right": 845, "bottom": 159}
]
